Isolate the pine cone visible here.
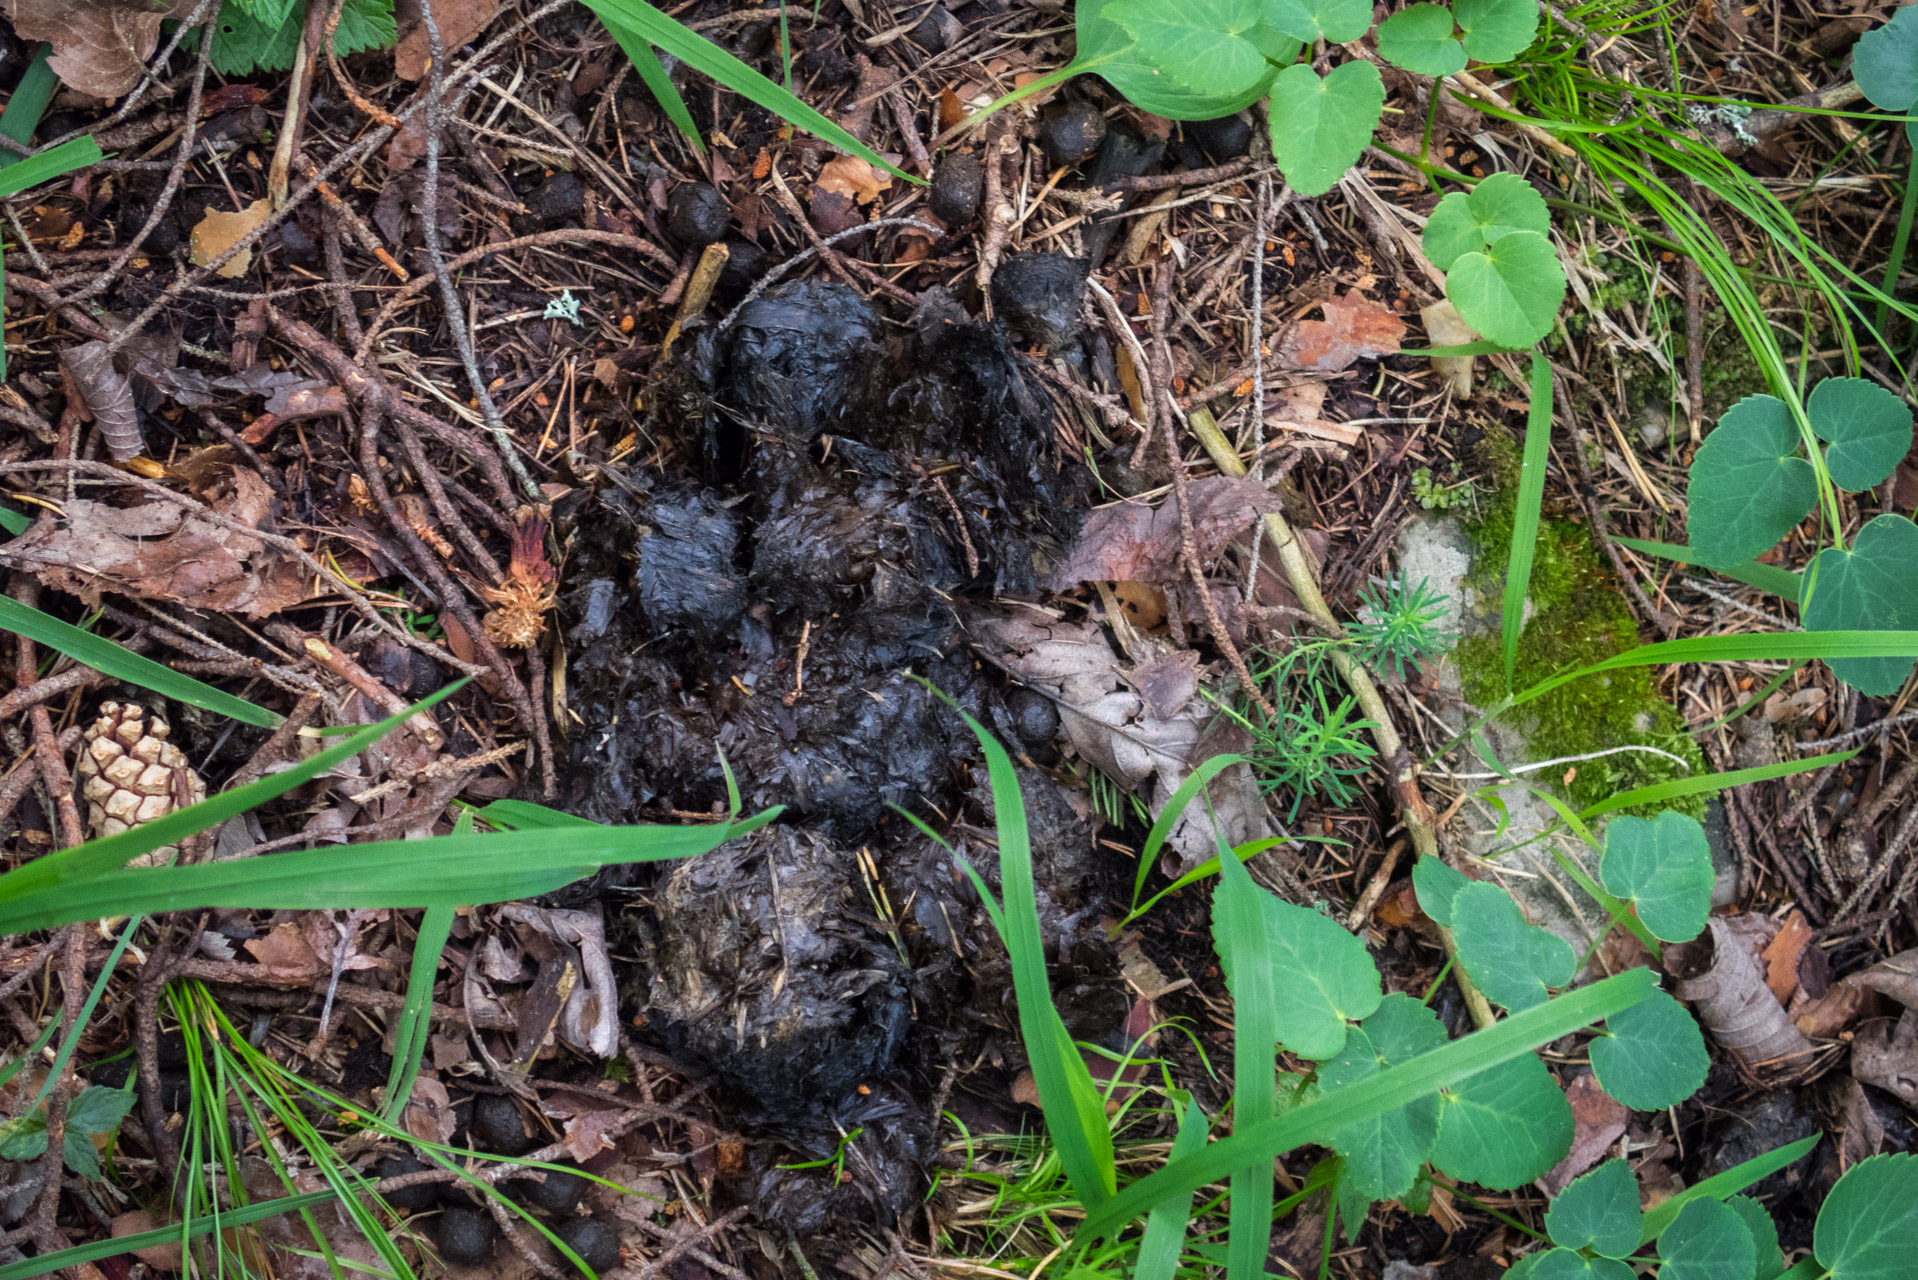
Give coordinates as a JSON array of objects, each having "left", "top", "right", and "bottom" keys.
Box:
[{"left": 74, "top": 702, "right": 207, "bottom": 866}]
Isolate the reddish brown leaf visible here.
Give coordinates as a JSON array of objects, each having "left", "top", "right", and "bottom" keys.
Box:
[
  {"left": 4, "top": 0, "right": 193, "bottom": 98},
  {"left": 1762, "top": 910, "right": 1814, "bottom": 1003},
  {"left": 392, "top": 0, "right": 501, "bottom": 81},
  {"left": 1537, "top": 1074, "right": 1630, "bottom": 1194},
  {"left": 558, "top": 1105, "right": 626, "bottom": 1163},
  {"left": 1045, "top": 475, "right": 1283, "bottom": 590},
  {"left": 243, "top": 922, "right": 321, "bottom": 972},
  {"left": 815, "top": 155, "right": 890, "bottom": 205},
  {"left": 1279, "top": 289, "right": 1405, "bottom": 373}
]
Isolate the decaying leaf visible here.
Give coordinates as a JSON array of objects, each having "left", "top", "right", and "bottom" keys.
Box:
[
  {"left": 1044, "top": 475, "right": 1283, "bottom": 590},
  {"left": 401, "top": 1074, "right": 456, "bottom": 1144},
  {"left": 0, "top": 467, "right": 313, "bottom": 617},
  {"left": 1420, "top": 298, "right": 1478, "bottom": 397},
  {"left": 393, "top": 0, "right": 502, "bottom": 79},
  {"left": 816, "top": 155, "right": 891, "bottom": 205},
  {"left": 3, "top": 0, "right": 192, "bottom": 98},
  {"left": 189, "top": 199, "right": 271, "bottom": 278},
  {"left": 545, "top": 1097, "right": 627, "bottom": 1163},
  {"left": 60, "top": 341, "right": 142, "bottom": 462},
  {"left": 1671, "top": 915, "right": 1812, "bottom": 1073},
  {"left": 965, "top": 608, "right": 1277, "bottom": 873},
  {"left": 1538, "top": 1072, "right": 1631, "bottom": 1194},
  {"left": 243, "top": 922, "right": 321, "bottom": 972},
  {"left": 1762, "top": 909, "right": 1815, "bottom": 1003},
  {"left": 1848, "top": 947, "right": 1918, "bottom": 1009},
  {"left": 1851, "top": 1009, "right": 1918, "bottom": 1105},
  {"left": 1280, "top": 288, "right": 1406, "bottom": 373},
  {"left": 500, "top": 903, "right": 619, "bottom": 1058}
]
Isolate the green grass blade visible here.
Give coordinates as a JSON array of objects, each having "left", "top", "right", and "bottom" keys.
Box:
[
  {"left": 1503, "top": 354, "right": 1553, "bottom": 687},
  {"left": 598, "top": 20, "right": 706, "bottom": 154},
  {"left": 0, "top": 136, "right": 104, "bottom": 199},
  {"left": 1877, "top": 144, "right": 1918, "bottom": 339},
  {"left": 1513, "top": 632, "right": 1918, "bottom": 710},
  {"left": 475, "top": 799, "right": 603, "bottom": 829},
  {"left": 0, "top": 506, "right": 30, "bottom": 536},
  {"left": 0, "top": 596, "right": 280, "bottom": 726},
  {"left": 1579, "top": 750, "right": 1857, "bottom": 819},
  {"left": 0, "top": 810, "right": 779, "bottom": 933},
  {"left": 17, "top": 915, "right": 142, "bottom": 1118},
  {"left": 1611, "top": 537, "right": 1802, "bottom": 599},
  {"left": 0, "top": 45, "right": 57, "bottom": 163},
  {"left": 1637, "top": 1135, "right": 1818, "bottom": 1246},
  {"left": 0, "top": 1016, "right": 58, "bottom": 1091},
  {"left": 1073, "top": 968, "right": 1656, "bottom": 1244},
  {"left": 0, "top": 1189, "right": 339, "bottom": 1280},
  {"left": 1130, "top": 753, "right": 1246, "bottom": 912},
  {"left": 380, "top": 902, "right": 455, "bottom": 1123},
  {"left": 1134, "top": 1098, "right": 1209, "bottom": 1280},
  {"left": 1213, "top": 844, "right": 1277, "bottom": 1280},
  {"left": 1123, "top": 837, "right": 1287, "bottom": 927},
  {"left": 577, "top": 0, "right": 920, "bottom": 184}
]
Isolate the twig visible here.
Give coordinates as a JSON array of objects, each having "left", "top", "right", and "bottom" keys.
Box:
[{"left": 1103, "top": 158, "right": 1256, "bottom": 193}]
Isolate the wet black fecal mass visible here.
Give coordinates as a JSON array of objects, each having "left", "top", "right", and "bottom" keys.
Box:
[{"left": 549, "top": 278, "right": 1126, "bottom": 1242}]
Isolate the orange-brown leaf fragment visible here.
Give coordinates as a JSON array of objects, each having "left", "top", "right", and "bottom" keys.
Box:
[
  {"left": 189, "top": 199, "right": 271, "bottom": 278},
  {"left": 1762, "top": 909, "right": 1814, "bottom": 1003},
  {"left": 1280, "top": 288, "right": 1406, "bottom": 373},
  {"left": 815, "top": 155, "right": 891, "bottom": 205}
]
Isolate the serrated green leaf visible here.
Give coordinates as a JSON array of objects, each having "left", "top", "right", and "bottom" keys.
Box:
[
  {"left": 1807, "top": 377, "right": 1914, "bottom": 492},
  {"left": 1106, "top": 0, "right": 1270, "bottom": 97},
  {"left": 1377, "top": 3, "right": 1466, "bottom": 74},
  {"left": 1079, "top": 0, "right": 1290, "bottom": 118},
  {"left": 1659, "top": 1198, "right": 1756, "bottom": 1280},
  {"left": 1599, "top": 811, "right": 1713, "bottom": 943},
  {"left": 62, "top": 1131, "right": 101, "bottom": 1180},
  {"left": 1801, "top": 514, "right": 1918, "bottom": 696},
  {"left": 1320, "top": 995, "right": 1447, "bottom": 1201},
  {"left": 1528, "top": 1250, "right": 1635, "bottom": 1280},
  {"left": 1433, "top": 1050, "right": 1570, "bottom": 1188},
  {"left": 1263, "top": 0, "right": 1372, "bottom": 42},
  {"left": 1450, "top": 880, "right": 1575, "bottom": 1012},
  {"left": 1853, "top": 5, "right": 1918, "bottom": 112},
  {"left": 209, "top": 0, "right": 394, "bottom": 75},
  {"left": 1588, "top": 986, "right": 1707, "bottom": 1110},
  {"left": 0, "top": 1111, "right": 47, "bottom": 1161},
  {"left": 1267, "top": 60, "right": 1385, "bottom": 197},
  {"left": 1251, "top": 895, "right": 1382, "bottom": 1059},
  {"left": 1454, "top": 0, "right": 1539, "bottom": 61},
  {"left": 66, "top": 1083, "right": 135, "bottom": 1135},
  {"left": 1545, "top": 1160, "right": 1641, "bottom": 1258},
  {"left": 1412, "top": 855, "right": 1471, "bottom": 927},
  {"left": 1423, "top": 172, "right": 1551, "bottom": 270},
  {"left": 1445, "top": 229, "right": 1565, "bottom": 348},
  {"left": 1687, "top": 394, "right": 1819, "bottom": 569},
  {"left": 1727, "top": 1196, "right": 1784, "bottom": 1280},
  {"left": 1814, "top": 1153, "right": 1918, "bottom": 1280}
]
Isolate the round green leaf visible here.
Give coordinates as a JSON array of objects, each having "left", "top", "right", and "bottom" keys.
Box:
[
  {"left": 1376, "top": 4, "right": 1466, "bottom": 76},
  {"left": 1267, "top": 60, "right": 1385, "bottom": 197},
  {"left": 1545, "top": 1159, "right": 1641, "bottom": 1258},
  {"left": 1853, "top": 4, "right": 1918, "bottom": 112},
  {"left": 1726, "top": 1196, "right": 1784, "bottom": 1280},
  {"left": 1256, "top": 894, "right": 1383, "bottom": 1059},
  {"left": 1658, "top": 1198, "right": 1755, "bottom": 1280},
  {"left": 1800, "top": 514, "right": 1918, "bottom": 696},
  {"left": 1588, "top": 986, "right": 1707, "bottom": 1111},
  {"left": 1528, "top": 1250, "right": 1635, "bottom": 1280},
  {"left": 1105, "top": 0, "right": 1272, "bottom": 98},
  {"left": 1808, "top": 377, "right": 1914, "bottom": 492},
  {"left": 1599, "top": 811, "right": 1713, "bottom": 943},
  {"left": 1450, "top": 880, "right": 1576, "bottom": 1012},
  {"left": 1422, "top": 172, "right": 1551, "bottom": 271},
  {"left": 1433, "top": 1051, "right": 1571, "bottom": 1188},
  {"left": 1815, "top": 1153, "right": 1918, "bottom": 1280},
  {"left": 1444, "top": 229, "right": 1565, "bottom": 349},
  {"left": 1686, "top": 393, "right": 1819, "bottom": 570},
  {"left": 1320, "top": 995, "right": 1449, "bottom": 1201},
  {"left": 1264, "top": 0, "right": 1373, "bottom": 43},
  {"left": 1454, "top": 0, "right": 1539, "bottom": 61},
  {"left": 1411, "top": 854, "right": 1471, "bottom": 927},
  {"left": 1079, "top": 0, "right": 1287, "bottom": 118}
]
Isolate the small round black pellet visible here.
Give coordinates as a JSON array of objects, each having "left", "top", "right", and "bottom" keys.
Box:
[
  {"left": 556, "top": 1217, "right": 620, "bottom": 1273},
  {"left": 1039, "top": 103, "right": 1107, "bottom": 166},
  {"left": 437, "top": 1206, "right": 497, "bottom": 1266},
  {"left": 667, "top": 184, "right": 730, "bottom": 245},
  {"left": 930, "top": 153, "right": 983, "bottom": 225},
  {"left": 471, "top": 1093, "right": 535, "bottom": 1155}
]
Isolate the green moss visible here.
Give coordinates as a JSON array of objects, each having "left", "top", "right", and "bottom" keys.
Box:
[{"left": 1459, "top": 426, "right": 1709, "bottom": 820}]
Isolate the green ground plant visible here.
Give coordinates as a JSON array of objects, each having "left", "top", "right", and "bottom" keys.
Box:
[{"left": 209, "top": 0, "right": 397, "bottom": 75}]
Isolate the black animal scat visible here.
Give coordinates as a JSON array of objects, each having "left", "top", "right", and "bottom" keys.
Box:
[
  {"left": 436, "top": 1206, "right": 497, "bottom": 1266},
  {"left": 526, "top": 172, "right": 586, "bottom": 228},
  {"left": 667, "top": 184, "right": 730, "bottom": 245},
  {"left": 1039, "top": 102, "right": 1107, "bottom": 166},
  {"left": 555, "top": 1217, "right": 621, "bottom": 1273},
  {"left": 471, "top": 1093, "right": 536, "bottom": 1156},
  {"left": 989, "top": 252, "right": 1089, "bottom": 352},
  {"left": 637, "top": 489, "right": 748, "bottom": 643},
  {"left": 929, "top": 152, "right": 983, "bottom": 225}
]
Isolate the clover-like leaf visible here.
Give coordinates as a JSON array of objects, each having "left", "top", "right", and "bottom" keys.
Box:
[
  {"left": 1658, "top": 1198, "right": 1756, "bottom": 1280},
  {"left": 1254, "top": 894, "right": 1382, "bottom": 1059},
  {"left": 1320, "top": 995, "right": 1448, "bottom": 1201},
  {"left": 1444, "top": 229, "right": 1565, "bottom": 348},
  {"left": 1412, "top": 854, "right": 1471, "bottom": 927},
  {"left": 1599, "top": 811, "right": 1713, "bottom": 943},
  {"left": 1080, "top": 0, "right": 1289, "bottom": 119},
  {"left": 1105, "top": 0, "right": 1272, "bottom": 98},
  {"left": 1853, "top": 5, "right": 1918, "bottom": 115},
  {"left": 1525, "top": 1250, "right": 1635, "bottom": 1280},
  {"left": 1449, "top": 880, "right": 1576, "bottom": 1012},
  {"left": 1268, "top": 60, "right": 1385, "bottom": 197},
  {"left": 1686, "top": 394, "right": 1818, "bottom": 570},
  {"left": 1454, "top": 0, "right": 1539, "bottom": 61},
  {"left": 1807, "top": 377, "right": 1914, "bottom": 493},
  {"left": 1264, "top": 0, "right": 1372, "bottom": 43},
  {"left": 1815, "top": 1153, "right": 1918, "bottom": 1280},
  {"left": 1422, "top": 172, "right": 1551, "bottom": 271},
  {"left": 1544, "top": 1159, "right": 1641, "bottom": 1258},
  {"left": 1433, "top": 1051, "right": 1571, "bottom": 1189},
  {"left": 1727, "top": 1196, "right": 1785, "bottom": 1280},
  {"left": 1800, "top": 514, "right": 1918, "bottom": 696},
  {"left": 1376, "top": 3, "right": 1466, "bottom": 76},
  {"left": 1587, "top": 986, "right": 1708, "bottom": 1111}
]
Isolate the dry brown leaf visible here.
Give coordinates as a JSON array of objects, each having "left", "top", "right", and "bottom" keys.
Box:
[
  {"left": 393, "top": 0, "right": 502, "bottom": 80},
  {"left": 1762, "top": 909, "right": 1814, "bottom": 1003},
  {"left": 1044, "top": 475, "right": 1283, "bottom": 590},
  {"left": 401, "top": 1074, "right": 456, "bottom": 1144},
  {"left": 1794, "top": 979, "right": 1872, "bottom": 1037},
  {"left": 1848, "top": 946, "right": 1918, "bottom": 1009},
  {"left": 1824, "top": 1074, "right": 1884, "bottom": 1169},
  {"left": 189, "top": 199, "right": 270, "bottom": 278},
  {"left": 60, "top": 340, "right": 142, "bottom": 462},
  {"left": 815, "top": 155, "right": 891, "bottom": 205},
  {"left": 1279, "top": 289, "right": 1406, "bottom": 372},
  {"left": 3, "top": 0, "right": 192, "bottom": 98},
  {"left": 1419, "top": 299, "right": 1478, "bottom": 397},
  {"left": 244, "top": 922, "right": 321, "bottom": 972},
  {"left": 1672, "top": 915, "right": 1811, "bottom": 1072},
  {"left": 1851, "top": 1009, "right": 1918, "bottom": 1105},
  {"left": 1537, "top": 1074, "right": 1630, "bottom": 1195},
  {"left": 556, "top": 1105, "right": 625, "bottom": 1163},
  {"left": 0, "top": 466, "right": 313, "bottom": 617},
  {"left": 112, "top": 1210, "right": 183, "bottom": 1271}
]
